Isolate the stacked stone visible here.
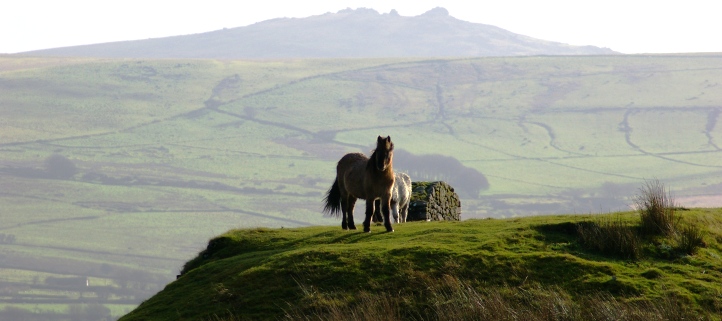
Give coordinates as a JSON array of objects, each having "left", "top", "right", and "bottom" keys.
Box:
[{"left": 407, "top": 181, "right": 461, "bottom": 221}]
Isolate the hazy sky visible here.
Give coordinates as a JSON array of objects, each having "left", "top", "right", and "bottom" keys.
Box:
[{"left": 2, "top": 0, "right": 719, "bottom": 54}]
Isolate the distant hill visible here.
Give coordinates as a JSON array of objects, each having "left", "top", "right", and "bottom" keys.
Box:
[{"left": 22, "top": 7, "right": 616, "bottom": 58}]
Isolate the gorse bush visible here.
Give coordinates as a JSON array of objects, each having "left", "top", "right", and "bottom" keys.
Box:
[{"left": 634, "top": 179, "right": 679, "bottom": 236}]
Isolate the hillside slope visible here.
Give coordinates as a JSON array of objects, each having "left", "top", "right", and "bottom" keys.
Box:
[
  {"left": 2, "top": 54, "right": 722, "bottom": 318},
  {"left": 120, "top": 209, "right": 722, "bottom": 320},
  {"left": 22, "top": 7, "right": 615, "bottom": 58}
]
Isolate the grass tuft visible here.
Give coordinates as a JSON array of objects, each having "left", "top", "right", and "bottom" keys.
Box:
[
  {"left": 634, "top": 179, "right": 679, "bottom": 237},
  {"left": 576, "top": 216, "right": 642, "bottom": 260},
  {"left": 676, "top": 224, "right": 706, "bottom": 255}
]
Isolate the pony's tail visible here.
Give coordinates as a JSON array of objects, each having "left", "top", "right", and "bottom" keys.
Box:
[{"left": 323, "top": 179, "right": 342, "bottom": 217}]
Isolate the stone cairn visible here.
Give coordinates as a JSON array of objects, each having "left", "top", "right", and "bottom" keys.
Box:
[{"left": 407, "top": 181, "right": 461, "bottom": 221}]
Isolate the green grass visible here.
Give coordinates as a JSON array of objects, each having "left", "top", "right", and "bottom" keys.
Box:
[{"left": 120, "top": 209, "right": 722, "bottom": 320}]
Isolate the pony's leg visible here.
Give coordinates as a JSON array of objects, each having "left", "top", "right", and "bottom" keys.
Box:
[
  {"left": 382, "top": 198, "right": 394, "bottom": 232},
  {"left": 401, "top": 204, "right": 409, "bottom": 223},
  {"left": 391, "top": 200, "right": 399, "bottom": 224},
  {"left": 363, "top": 199, "right": 374, "bottom": 233},
  {"left": 372, "top": 199, "right": 383, "bottom": 223},
  {"left": 346, "top": 197, "right": 357, "bottom": 230}
]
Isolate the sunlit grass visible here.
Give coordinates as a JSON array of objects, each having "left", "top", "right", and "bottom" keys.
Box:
[{"left": 122, "top": 210, "right": 722, "bottom": 320}]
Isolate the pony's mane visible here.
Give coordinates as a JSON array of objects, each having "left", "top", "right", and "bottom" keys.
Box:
[
  {"left": 367, "top": 140, "right": 393, "bottom": 171},
  {"left": 367, "top": 149, "right": 379, "bottom": 170}
]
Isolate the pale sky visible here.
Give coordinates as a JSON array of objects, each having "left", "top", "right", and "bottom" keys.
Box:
[{"left": 1, "top": 0, "right": 720, "bottom": 54}]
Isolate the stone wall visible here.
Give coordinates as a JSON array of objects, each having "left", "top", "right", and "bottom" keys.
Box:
[{"left": 407, "top": 181, "right": 461, "bottom": 221}]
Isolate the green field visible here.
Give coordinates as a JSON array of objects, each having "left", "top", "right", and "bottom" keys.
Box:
[
  {"left": 2, "top": 54, "right": 722, "bottom": 319},
  {"left": 120, "top": 209, "right": 722, "bottom": 320}
]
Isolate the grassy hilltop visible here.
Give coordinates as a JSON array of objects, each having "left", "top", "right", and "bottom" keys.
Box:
[
  {"left": 120, "top": 205, "right": 722, "bottom": 320},
  {"left": 2, "top": 54, "right": 722, "bottom": 318}
]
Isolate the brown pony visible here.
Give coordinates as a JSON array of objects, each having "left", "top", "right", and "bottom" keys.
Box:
[{"left": 323, "top": 136, "right": 395, "bottom": 232}]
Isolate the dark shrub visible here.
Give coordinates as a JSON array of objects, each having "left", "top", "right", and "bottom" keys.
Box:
[{"left": 44, "top": 154, "right": 77, "bottom": 179}]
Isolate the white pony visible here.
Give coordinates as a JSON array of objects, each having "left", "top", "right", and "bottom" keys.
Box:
[{"left": 372, "top": 172, "right": 412, "bottom": 223}]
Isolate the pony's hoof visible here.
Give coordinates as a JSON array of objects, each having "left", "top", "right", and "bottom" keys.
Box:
[
  {"left": 348, "top": 225, "right": 357, "bottom": 230},
  {"left": 386, "top": 229, "right": 394, "bottom": 233}
]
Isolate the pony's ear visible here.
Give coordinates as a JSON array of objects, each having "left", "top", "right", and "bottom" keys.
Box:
[{"left": 385, "top": 136, "right": 394, "bottom": 150}]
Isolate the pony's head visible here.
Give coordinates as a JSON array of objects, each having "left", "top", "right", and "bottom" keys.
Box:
[{"left": 373, "top": 136, "right": 394, "bottom": 171}]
